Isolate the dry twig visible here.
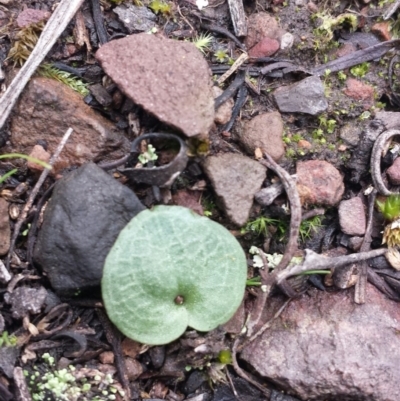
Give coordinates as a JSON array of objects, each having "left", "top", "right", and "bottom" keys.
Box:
[{"left": 6, "top": 128, "right": 73, "bottom": 270}]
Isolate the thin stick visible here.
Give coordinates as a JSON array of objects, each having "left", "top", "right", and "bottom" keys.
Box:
[
  {"left": 6, "top": 128, "right": 73, "bottom": 270},
  {"left": 0, "top": 0, "right": 85, "bottom": 130},
  {"left": 217, "top": 52, "right": 249, "bottom": 85},
  {"left": 371, "top": 129, "right": 400, "bottom": 196},
  {"left": 355, "top": 190, "right": 377, "bottom": 304},
  {"left": 227, "top": 0, "right": 247, "bottom": 37}
]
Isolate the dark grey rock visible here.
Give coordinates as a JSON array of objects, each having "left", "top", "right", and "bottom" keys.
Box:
[
  {"left": 149, "top": 346, "right": 165, "bottom": 369},
  {"left": 34, "top": 163, "right": 145, "bottom": 295},
  {"left": 202, "top": 154, "right": 266, "bottom": 226},
  {"left": 0, "top": 346, "right": 19, "bottom": 378},
  {"left": 4, "top": 286, "right": 47, "bottom": 319},
  {"left": 273, "top": 76, "right": 328, "bottom": 115},
  {"left": 113, "top": 4, "right": 157, "bottom": 33},
  {"left": 242, "top": 284, "right": 400, "bottom": 401},
  {"left": 0, "top": 313, "right": 4, "bottom": 332}
]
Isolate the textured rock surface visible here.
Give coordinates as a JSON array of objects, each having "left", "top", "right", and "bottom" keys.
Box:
[
  {"left": 375, "top": 111, "right": 400, "bottom": 130},
  {"left": 113, "top": 4, "right": 156, "bottom": 32},
  {"left": 274, "top": 76, "right": 328, "bottom": 115},
  {"left": 248, "top": 37, "right": 280, "bottom": 58},
  {"left": 0, "top": 198, "right": 10, "bottom": 255},
  {"left": 387, "top": 157, "right": 400, "bottom": 185},
  {"left": 343, "top": 78, "right": 374, "bottom": 108},
  {"left": 296, "top": 160, "right": 344, "bottom": 206},
  {"left": 96, "top": 33, "right": 215, "bottom": 138},
  {"left": 27, "top": 144, "right": 51, "bottom": 173},
  {"left": 202, "top": 153, "right": 266, "bottom": 226},
  {"left": 34, "top": 163, "right": 145, "bottom": 295},
  {"left": 338, "top": 197, "right": 366, "bottom": 236},
  {"left": 4, "top": 286, "right": 47, "bottom": 319},
  {"left": 245, "top": 12, "right": 282, "bottom": 49},
  {"left": 9, "top": 78, "right": 128, "bottom": 173},
  {"left": 239, "top": 112, "right": 284, "bottom": 161},
  {"left": 339, "top": 123, "right": 363, "bottom": 147},
  {"left": 242, "top": 284, "right": 400, "bottom": 401}
]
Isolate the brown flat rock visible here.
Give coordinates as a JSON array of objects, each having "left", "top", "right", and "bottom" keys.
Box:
[
  {"left": 242, "top": 284, "right": 400, "bottom": 401},
  {"left": 9, "top": 77, "right": 128, "bottom": 173},
  {"left": 96, "top": 34, "right": 215, "bottom": 138},
  {"left": 239, "top": 112, "right": 284, "bottom": 161},
  {"left": 202, "top": 153, "right": 266, "bottom": 226}
]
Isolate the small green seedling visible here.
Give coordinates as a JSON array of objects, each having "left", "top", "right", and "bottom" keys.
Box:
[
  {"left": 0, "top": 331, "right": 17, "bottom": 347},
  {"left": 377, "top": 195, "right": 400, "bottom": 246},
  {"left": 193, "top": 33, "right": 213, "bottom": 54},
  {"left": 350, "top": 62, "right": 369, "bottom": 78},
  {"left": 149, "top": 0, "right": 172, "bottom": 16},
  {"left": 241, "top": 216, "right": 282, "bottom": 237},
  {"left": 138, "top": 144, "right": 158, "bottom": 165},
  {"left": 214, "top": 49, "right": 229, "bottom": 63},
  {"left": 38, "top": 64, "right": 89, "bottom": 96},
  {"left": 102, "top": 206, "right": 247, "bottom": 345}
]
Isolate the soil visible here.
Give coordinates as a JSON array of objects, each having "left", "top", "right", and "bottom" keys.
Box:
[{"left": 0, "top": 0, "right": 400, "bottom": 401}]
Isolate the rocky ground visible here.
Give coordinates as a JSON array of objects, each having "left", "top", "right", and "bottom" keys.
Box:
[{"left": 1, "top": 0, "right": 400, "bottom": 400}]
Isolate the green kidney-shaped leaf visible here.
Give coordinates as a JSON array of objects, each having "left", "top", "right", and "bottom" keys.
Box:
[{"left": 102, "top": 205, "right": 247, "bottom": 345}]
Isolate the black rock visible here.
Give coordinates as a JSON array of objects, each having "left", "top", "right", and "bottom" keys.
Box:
[{"left": 34, "top": 163, "right": 145, "bottom": 295}]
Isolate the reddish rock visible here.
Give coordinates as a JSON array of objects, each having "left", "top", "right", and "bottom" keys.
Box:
[
  {"left": 343, "top": 78, "right": 374, "bottom": 108},
  {"left": 242, "top": 284, "right": 400, "bottom": 401},
  {"left": 99, "top": 351, "right": 114, "bottom": 365},
  {"left": 9, "top": 78, "right": 128, "bottom": 173},
  {"left": 240, "top": 112, "right": 285, "bottom": 161},
  {"left": 387, "top": 157, "right": 400, "bottom": 185},
  {"left": 27, "top": 145, "right": 50, "bottom": 173},
  {"left": 222, "top": 300, "right": 245, "bottom": 334},
  {"left": 338, "top": 197, "right": 366, "bottom": 236},
  {"left": 125, "top": 357, "right": 143, "bottom": 381},
  {"left": 172, "top": 190, "right": 203, "bottom": 216},
  {"left": 96, "top": 33, "right": 215, "bottom": 138},
  {"left": 335, "top": 43, "right": 356, "bottom": 58},
  {"left": 245, "top": 12, "right": 281, "bottom": 49},
  {"left": 297, "top": 139, "right": 312, "bottom": 149},
  {"left": 296, "top": 160, "right": 344, "bottom": 206},
  {"left": 372, "top": 21, "right": 391, "bottom": 41},
  {"left": 121, "top": 338, "right": 142, "bottom": 359},
  {"left": 248, "top": 37, "right": 280, "bottom": 58},
  {"left": 16, "top": 8, "right": 49, "bottom": 28}
]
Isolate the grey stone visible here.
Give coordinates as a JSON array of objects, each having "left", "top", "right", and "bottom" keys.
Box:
[
  {"left": 96, "top": 34, "right": 215, "bottom": 138},
  {"left": 202, "top": 153, "right": 266, "bottom": 226},
  {"left": 4, "top": 286, "right": 47, "bottom": 319},
  {"left": 0, "top": 346, "right": 19, "bottom": 378},
  {"left": 239, "top": 112, "right": 285, "bottom": 161},
  {"left": 34, "top": 163, "right": 145, "bottom": 295},
  {"left": 274, "top": 76, "right": 328, "bottom": 115},
  {"left": 242, "top": 284, "right": 400, "bottom": 401},
  {"left": 113, "top": 4, "right": 157, "bottom": 33},
  {"left": 340, "top": 123, "right": 362, "bottom": 147},
  {"left": 338, "top": 197, "right": 366, "bottom": 236},
  {"left": 375, "top": 111, "right": 400, "bottom": 130}
]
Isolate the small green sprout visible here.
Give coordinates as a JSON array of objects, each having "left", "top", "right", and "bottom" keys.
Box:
[
  {"left": 193, "top": 33, "right": 213, "bottom": 54},
  {"left": 299, "top": 216, "right": 323, "bottom": 242},
  {"left": 337, "top": 71, "right": 347, "bottom": 82},
  {"left": 0, "top": 331, "right": 17, "bottom": 347},
  {"left": 138, "top": 144, "right": 158, "bottom": 165},
  {"left": 214, "top": 49, "right": 229, "bottom": 63},
  {"left": 241, "top": 216, "right": 281, "bottom": 237},
  {"left": 377, "top": 195, "right": 400, "bottom": 247},
  {"left": 38, "top": 64, "right": 89, "bottom": 96},
  {"left": 149, "top": 0, "right": 172, "bottom": 15},
  {"left": 376, "top": 195, "right": 400, "bottom": 222},
  {"left": 350, "top": 62, "right": 370, "bottom": 78},
  {"left": 218, "top": 350, "right": 232, "bottom": 364}
]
